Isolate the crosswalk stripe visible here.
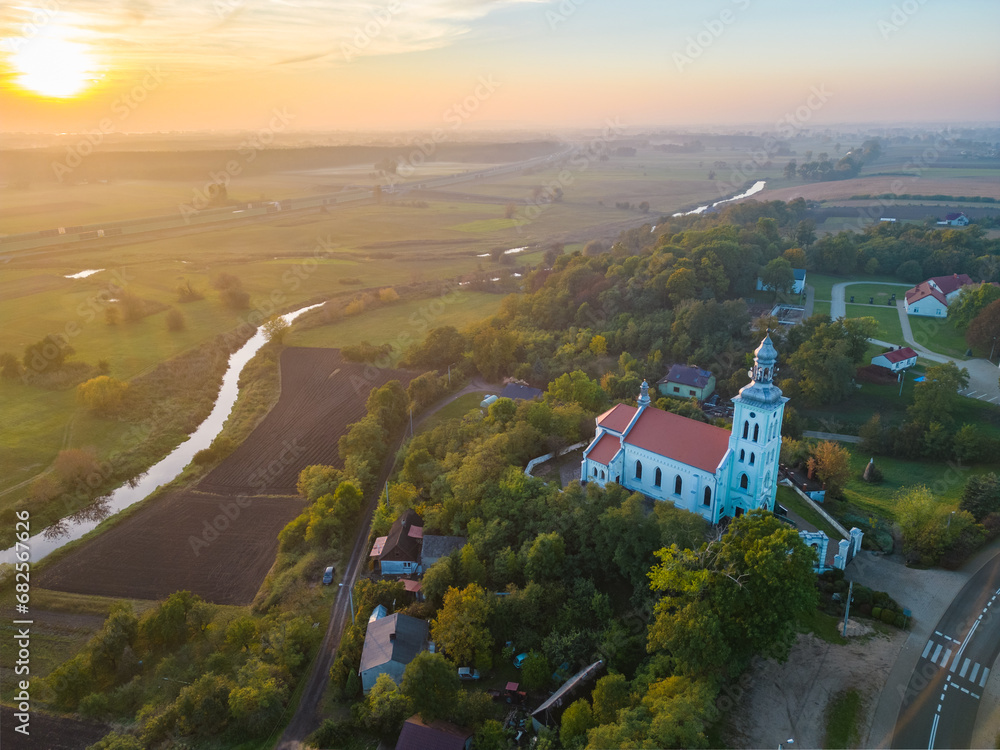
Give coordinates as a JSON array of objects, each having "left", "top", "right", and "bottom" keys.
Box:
[
  {"left": 960, "top": 658, "right": 971, "bottom": 678},
  {"left": 980, "top": 667, "right": 990, "bottom": 688},
  {"left": 971, "top": 663, "right": 980, "bottom": 683},
  {"left": 931, "top": 644, "right": 942, "bottom": 664},
  {"left": 923, "top": 640, "right": 934, "bottom": 658},
  {"left": 942, "top": 648, "right": 952, "bottom": 669}
]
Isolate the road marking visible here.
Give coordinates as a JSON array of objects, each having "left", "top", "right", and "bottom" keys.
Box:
[
  {"left": 981, "top": 667, "right": 990, "bottom": 688},
  {"left": 923, "top": 640, "right": 934, "bottom": 658},
  {"left": 989, "top": 396, "right": 998, "bottom": 403},
  {"left": 931, "top": 644, "right": 943, "bottom": 664},
  {"left": 960, "top": 658, "right": 971, "bottom": 678},
  {"left": 962, "top": 687, "right": 970, "bottom": 694},
  {"left": 941, "top": 648, "right": 952, "bottom": 669},
  {"left": 971, "top": 663, "right": 980, "bottom": 683},
  {"left": 972, "top": 692, "right": 981, "bottom": 699},
  {"left": 929, "top": 711, "right": 940, "bottom": 749}
]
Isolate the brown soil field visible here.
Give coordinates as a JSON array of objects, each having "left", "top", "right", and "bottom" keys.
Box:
[
  {"left": 762, "top": 176, "right": 1000, "bottom": 202},
  {"left": 0, "top": 706, "right": 108, "bottom": 749},
  {"left": 37, "top": 490, "right": 305, "bottom": 604},
  {"left": 37, "top": 347, "right": 415, "bottom": 604},
  {"left": 199, "top": 347, "right": 416, "bottom": 495}
]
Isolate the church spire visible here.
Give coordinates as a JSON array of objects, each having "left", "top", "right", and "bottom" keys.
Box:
[
  {"left": 637, "top": 379, "right": 651, "bottom": 407},
  {"left": 749, "top": 330, "right": 779, "bottom": 385}
]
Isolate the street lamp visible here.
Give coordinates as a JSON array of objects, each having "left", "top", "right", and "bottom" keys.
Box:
[{"left": 339, "top": 582, "right": 356, "bottom": 624}]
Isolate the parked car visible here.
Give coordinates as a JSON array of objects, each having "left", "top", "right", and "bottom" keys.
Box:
[
  {"left": 514, "top": 652, "right": 529, "bottom": 668},
  {"left": 458, "top": 667, "right": 480, "bottom": 680},
  {"left": 322, "top": 566, "right": 335, "bottom": 585}
]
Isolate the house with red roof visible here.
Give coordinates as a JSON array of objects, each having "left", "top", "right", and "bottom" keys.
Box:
[
  {"left": 581, "top": 334, "right": 787, "bottom": 523},
  {"left": 904, "top": 273, "right": 973, "bottom": 317},
  {"left": 871, "top": 346, "right": 918, "bottom": 373}
]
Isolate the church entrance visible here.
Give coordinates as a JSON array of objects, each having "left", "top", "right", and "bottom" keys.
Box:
[{"left": 734, "top": 507, "right": 744, "bottom": 518}]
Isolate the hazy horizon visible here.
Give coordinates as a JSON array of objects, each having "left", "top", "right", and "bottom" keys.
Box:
[{"left": 2, "top": 0, "right": 999, "bottom": 136}]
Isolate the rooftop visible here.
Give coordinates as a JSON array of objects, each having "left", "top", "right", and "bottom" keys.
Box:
[
  {"left": 879, "top": 347, "right": 918, "bottom": 363},
  {"left": 396, "top": 715, "right": 471, "bottom": 750},
  {"left": 499, "top": 382, "right": 544, "bottom": 401},
  {"left": 359, "top": 613, "right": 429, "bottom": 674},
  {"left": 659, "top": 363, "right": 714, "bottom": 389}
]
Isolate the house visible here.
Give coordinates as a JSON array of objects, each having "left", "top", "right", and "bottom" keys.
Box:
[
  {"left": 396, "top": 715, "right": 472, "bottom": 750},
  {"left": 420, "top": 534, "right": 467, "bottom": 572},
  {"left": 359, "top": 613, "right": 429, "bottom": 693},
  {"left": 904, "top": 273, "right": 973, "bottom": 317},
  {"left": 871, "top": 346, "right": 918, "bottom": 373},
  {"left": 656, "top": 363, "right": 716, "bottom": 401},
  {"left": 755, "top": 268, "right": 806, "bottom": 295},
  {"left": 499, "top": 382, "right": 544, "bottom": 401},
  {"left": 937, "top": 212, "right": 969, "bottom": 226},
  {"left": 371, "top": 509, "right": 423, "bottom": 576},
  {"left": 583, "top": 335, "right": 787, "bottom": 523}
]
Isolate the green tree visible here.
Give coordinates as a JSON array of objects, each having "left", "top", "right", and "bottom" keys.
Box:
[
  {"left": 544, "top": 370, "right": 606, "bottom": 412},
  {"left": 648, "top": 510, "right": 818, "bottom": 677},
  {"left": 807, "top": 440, "right": 852, "bottom": 498},
  {"left": 89, "top": 603, "right": 138, "bottom": 679},
  {"left": 401, "top": 651, "right": 459, "bottom": 722},
  {"left": 666, "top": 267, "right": 697, "bottom": 304},
  {"left": 591, "top": 673, "right": 631, "bottom": 724},
  {"left": 965, "top": 299, "right": 1000, "bottom": 354},
  {"left": 794, "top": 219, "right": 816, "bottom": 248},
  {"left": 896, "top": 485, "right": 974, "bottom": 566},
  {"left": 908, "top": 361, "right": 970, "bottom": 429},
  {"left": 356, "top": 672, "right": 412, "bottom": 741},
  {"left": 296, "top": 465, "right": 345, "bottom": 502},
  {"left": 165, "top": 308, "right": 185, "bottom": 332},
  {"left": 228, "top": 659, "right": 289, "bottom": 738},
  {"left": 0, "top": 352, "right": 22, "bottom": 379},
  {"left": 367, "top": 380, "right": 409, "bottom": 430},
  {"left": 520, "top": 650, "right": 550, "bottom": 691},
  {"left": 431, "top": 584, "right": 494, "bottom": 669},
  {"left": 23, "top": 333, "right": 74, "bottom": 373},
  {"left": 959, "top": 473, "right": 1000, "bottom": 522},
  {"left": 86, "top": 732, "right": 145, "bottom": 750},
  {"left": 262, "top": 314, "right": 288, "bottom": 343},
  {"left": 560, "top": 699, "right": 595, "bottom": 748},
  {"left": 524, "top": 531, "right": 566, "bottom": 582},
  {"left": 760, "top": 257, "right": 795, "bottom": 294},
  {"left": 402, "top": 325, "right": 467, "bottom": 371},
  {"left": 77, "top": 376, "right": 129, "bottom": 414},
  {"left": 950, "top": 283, "right": 1000, "bottom": 329},
  {"left": 472, "top": 720, "right": 509, "bottom": 750}
]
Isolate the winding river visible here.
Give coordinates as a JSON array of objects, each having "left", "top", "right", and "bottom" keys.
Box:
[
  {"left": 673, "top": 180, "right": 766, "bottom": 216},
  {"left": 1, "top": 303, "right": 324, "bottom": 566}
]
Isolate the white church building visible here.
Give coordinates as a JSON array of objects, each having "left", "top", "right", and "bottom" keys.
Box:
[{"left": 581, "top": 334, "right": 787, "bottom": 524}]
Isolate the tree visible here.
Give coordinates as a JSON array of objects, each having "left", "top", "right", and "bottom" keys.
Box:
[
  {"left": 589, "top": 334, "right": 608, "bottom": 356},
  {"left": 366, "top": 380, "right": 409, "bottom": 430},
  {"left": 401, "top": 651, "right": 459, "bottom": 722},
  {"left": 431, "top": 584, "right": 494, "bottom": 669},
  {"left": 794, "top": 219, "right": 816, "bottom": 248},
  {"left": 77, "top": 376, "right": 129, "bottom": 414},
  {"left": 87, "top": 732, "right": 145, "bottom": 750},
  {"left": 89, "top": 603, "right": 138, "bottom": 679},
  {"left": 966, "top": 299, "right": 1000, "bottom": 354},
  {"left": 908, "top": 361, "right": 970, "bottom": 429},
  {"left": 560, "top": 699, "right": 595, "bottom": 748},
  {"left": 524, "top": 531, "right": 566, "bottom": 582},
  {"left": 950, "top": 283, "right": 1000, "bottom": 329},
  {"left": 666, "top": 267, "right": 697, "bottom": 304},
  {"left": 23, "top": 333, "right": 74, "bottom": 373},
  {"left": 896, "top": 485, "right": 975, "bottom": 566},
  {"left": 520, "top": 650, "right": 550, "bottom": 691},
  {"left": 296, "top": 465, "right": 345, "bottom": 502},
  {"left": 591, "top": 673, "right": 631, "bottom": 724},
  {"left": 783, "top": 160, "right": 797, "bottom": 180},
  {"left": 401, "top": 325, "right": 467, "bottom": 371},
  {"left": 356, "top": 672, "right": 412, "bottom": 741},
  {"left": 472, "top": 720, "right": 508, "bottom": 750},
  {"left": 166, "top": 308, "right": 185, "bottom": 332},
  {"left": 1, "top": 352, "right": 23, "bottom": 379},
  {"left": 806, "top": 441, "right": 851, "bottom": 498},
  {"left": 544, "top": 370, "right": 606, "bottom": 412},
  {"left": 263, "top": 315, "right": 288, "bottom": 343},
  {"left": 759, "top": 257, "right": 795, "bottom": 294},
  {"left": 504, "top": 203, "right": 517, "bottom": 219},
  {"left": 213, "top": 273, "right": 250, "bottom": 310},
  {"left": 960, "top": 473, "right": 1000, "bottom": 522},
  {"left": 648, "top": 510, "right": 818, "bottom": 677},
  {"left": 472, "top": 327, "right": 519, "bottom": 381}
]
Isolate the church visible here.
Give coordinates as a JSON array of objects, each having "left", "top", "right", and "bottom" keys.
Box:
[{"left": 580, "top": 334, "right": 787, "bottom": 524}]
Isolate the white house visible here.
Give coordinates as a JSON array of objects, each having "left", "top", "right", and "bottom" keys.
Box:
[
  {"left": 936, "top": 212, "right": 969, "bottom": 226},
  {"left": 904, "top": 273, "right": 973, "bottom": 317},
  {"left": 871, "top": 347, "right": 918, "bottom": 373},
  {"left": 581, "top": 334, "right": 787, "bottom": 523},
  {"left": 755, "top": 269, "right": 806, "bottom": 295}
]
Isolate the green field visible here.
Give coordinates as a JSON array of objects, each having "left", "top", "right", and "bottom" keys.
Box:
[
  {"left": 840, "top": 282, "right": 909, "bottom": 305},
  {"left": 414, "top": 391, "right": 491, "bottom": 435},
  {"left": 812, "top": 300, "right": 831, "bottom": 318},
  {"left": 844, "top": 304, "right": 905, "bottom": 342},
  {"left": 908, "top": 316, "right": 968, "bottom": 359},
  {"left": 287, "top": 292, "right": 505, "bottom": 360},
  {"left": 777, "top": 486, "right": 842, "bottom": 540}
]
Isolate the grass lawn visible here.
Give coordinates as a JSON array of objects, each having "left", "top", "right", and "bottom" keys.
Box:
[
  {"left": 414, "top": 391, "right": 491, "bottom": 435},
  {"left": 798, "top": 608, "right": 849, "bottom": 646},
  {"left": 908, "top": 316, "right": 968, "bottom": 359},
  {"left": 841, "top": 282, "right": 909, "bottom": 305},
  {"left": 824, "top": 688, "right": 863, "bottom": 748},
  {"left": 777, "top": 486, "right": 843, "bottom": 540},
  {"left": 812, "top": 300, "right": 831, "bottom": 318},
  {"left": 286, "top": 292, "right": 505, "bottom": 362},
  {"left": 845, "top": 304, "right": 905, "bottom": 342}
]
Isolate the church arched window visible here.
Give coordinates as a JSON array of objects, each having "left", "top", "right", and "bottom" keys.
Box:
[
  {"left": 742, "top": 421, "right": 749, "bottom": 439},
  {"left": 753, "top": 423, "right": 760, "bottom": 442},
  {"left": 635, "top": 461, "right": 643, "bottom": 480},
  {"left": 740, "top": 473, "right": 748, "bottom": 490},
  {"left": 739, "top": 449, "right": 745, "bottom": 462},
  {"left": 592, "top": 467, "right": 597, "bottom": 477},
  {"left": 749, "top": 452, "right": 755, "bottom": 465},
  {"left": 600, "top": 469, "right": 605, "bottom": 479},
  {"left": 654, "top": 467, "right": 662, "bottom": 487},
  {"left": 703, "top": 487, "right": 711, "bottom": 506},
  {"left": 674, "top": 475, "right": 682, "bottom": 495}
]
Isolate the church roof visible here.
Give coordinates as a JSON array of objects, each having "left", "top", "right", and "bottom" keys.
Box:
[
  {"left": 596, "top": 403, "right": 637, "bottom": 433},
  {"left": 587, "top": 433, "right": 621, "bottom": 465},
  {"left": 624, "top": 408, "right": 731, "bottom": 473}
]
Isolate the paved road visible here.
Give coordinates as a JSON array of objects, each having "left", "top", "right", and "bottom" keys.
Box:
[
  {"left": 827, "top": 281, "right": 1000, "bottom": 405},
  {"left": 892, "top": 551, "right": 1000, "bottom": 749}
]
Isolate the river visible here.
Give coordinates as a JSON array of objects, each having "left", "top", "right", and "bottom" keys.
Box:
[
  {"left": 673, "top": 180, "right": 766, "bottom": 216},
  {"left": 1, "top": 303, "right": 324, "bottom": 566}
]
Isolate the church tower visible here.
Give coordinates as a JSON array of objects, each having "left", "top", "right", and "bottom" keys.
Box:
[{"left": 727, "top": 333, "right": 788, "bottom": 516}]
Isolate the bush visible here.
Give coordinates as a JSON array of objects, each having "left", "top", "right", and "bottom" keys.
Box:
[
  {"left": 166, "top": 308, "right": 185, "bottom": 332},
  {"left": 307, "top": 719, "right": 356, "bottom": 748},
  {"left": 880, "top": 609, "right": 896, "bottom": 625},
  {"left": 895, "top": 613, "right": 907, "bottom": 628},
  {"left": 871, "top": 606, "right": 882, "bottom": 620}
]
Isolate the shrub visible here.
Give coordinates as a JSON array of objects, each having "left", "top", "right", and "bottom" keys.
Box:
[
  {"left": 895, "top": 613, "right": 907, "bottom": 628},
  {"left": 166, "top": 308, "right": 185, "bottom": 332},
  {"left": 379, "top": 287, "right": 400, "bottom": 302},
  {"left": 176, "top": 280, "right": 204, "bottom": 303},
  {"left": 871, "top": 606, "right": 882, "bottom": 620},
  {"left": 77, "top": 376, "right": 129, "bottom": 414},
  {"left": 881, "top": 609, "right": 896, "bottom": 625}
]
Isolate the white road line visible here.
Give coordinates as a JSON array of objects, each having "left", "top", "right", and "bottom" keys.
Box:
[
  {"left": 980, "top": 667, "right": 990, "bottom": 688},
  {"left": 923, "top": 640, "right": 934, "bottom": 658},
  {"left": 941, "top": 648, "right": 952, "bottom": 669},
  {"left": 935, "top": 630, "right": 944, "bottom": 637},
  {"left": 932, "top": 644, "right": 943, "bottom": 664},
  {"left": 989, "top": 396, "right": 998, "bottom": 403},
  {"left": 962, "top": 687, "right": 970, "bottom": 694},
  {"left": 971, "top": 663, "right": 980, "bottom": 683},
  {"left": 960, "top": 658, "right": 971, "bottom": 678},
  {"left": 973, "top": 692, "right": 981, "bottom": 699},
  {"left": 952, "top": 619, "right": 980, "bottom": 673}
]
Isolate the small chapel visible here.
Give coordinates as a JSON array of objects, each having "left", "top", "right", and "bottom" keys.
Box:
[{"left": 580, "top": 333, "right": 787, "bottom": 524}]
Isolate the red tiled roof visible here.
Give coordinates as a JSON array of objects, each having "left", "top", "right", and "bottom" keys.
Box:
[
  {"left": 408, "top": 525, "right": 424, "bottom": 539},
  {"left": 370, "top": 536, "right": 387, "bottom": 557},
  {"left": 905, "top": 283, "right": 946, "bottom": 307},
  {"left": 587, "top": 433, "right": 621, "bottom": 465},
  {"left": 623, "top": 407, "right": 731, "bottom": 473},
  {"left": 402, "top": 579, "right": 422, "bottom": 592},
  {"left": 928, "top": 273, "right": 973, "bottom": 296},
  {"left": 881, "top": 347, "right": 917, "bottom": 363},
  {"left": 596, "top": 403, "right": 637, "bottom": 433}
]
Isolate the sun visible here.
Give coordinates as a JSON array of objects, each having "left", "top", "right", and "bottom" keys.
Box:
[{"left": 11, "top": 28, "right": 101, "bottom": 98}]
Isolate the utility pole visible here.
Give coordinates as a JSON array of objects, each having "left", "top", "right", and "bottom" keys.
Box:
[
  {"left": 339, "top": 582, "right": 356, "bottom": 624},
  {"left": 898, "top": 371, "right": 905, "bottom": 397},
  {"left": 842, "top": 580, "right": 854, "bottom": 637}
]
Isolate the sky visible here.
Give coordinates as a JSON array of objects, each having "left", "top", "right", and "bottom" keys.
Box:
[{"left": 1, "top": 0, "right": 998, "bottom": 134}]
